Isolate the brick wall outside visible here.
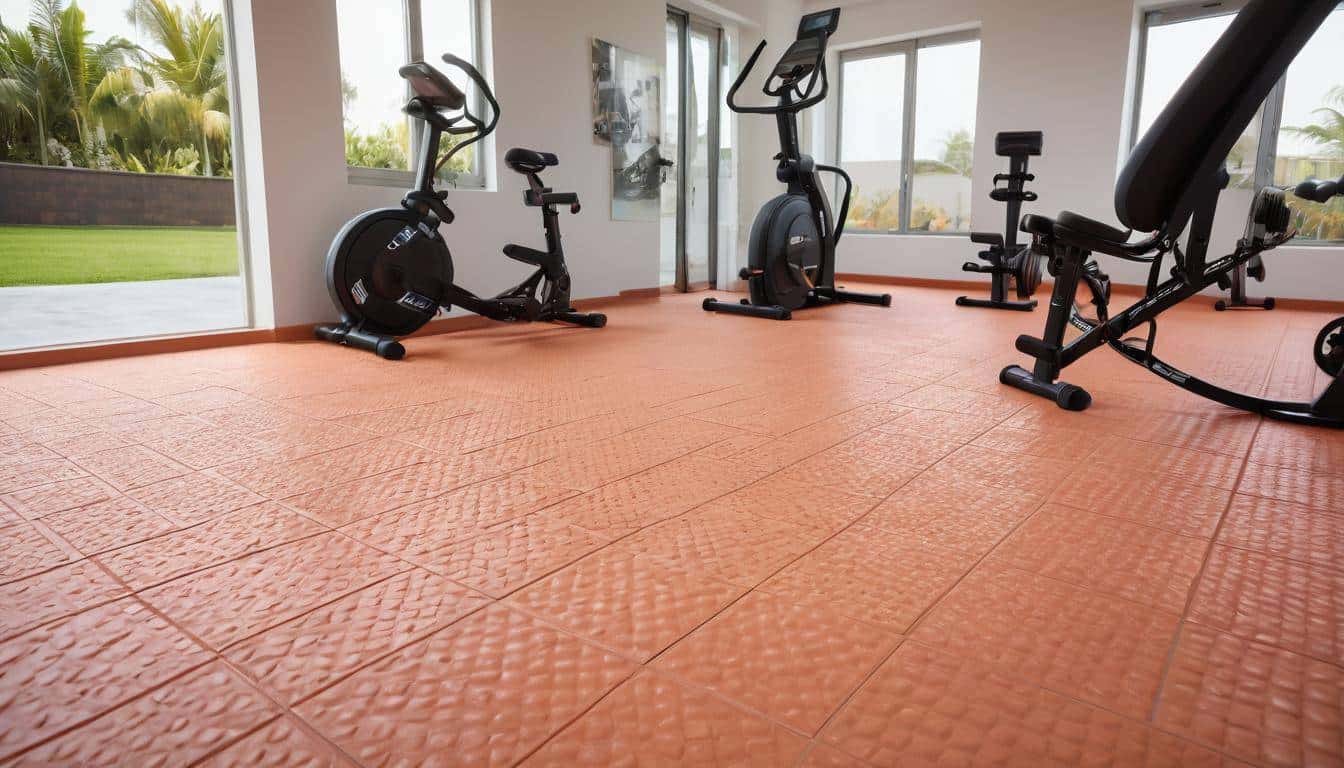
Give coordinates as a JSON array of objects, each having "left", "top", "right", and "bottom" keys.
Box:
[{"left": 0, "top": 162, "right": 237, "bottom": 227}]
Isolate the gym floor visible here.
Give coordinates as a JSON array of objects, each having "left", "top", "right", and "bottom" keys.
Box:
[{"left": 0, "top": 283, "right": 1340, "bottom": 767}]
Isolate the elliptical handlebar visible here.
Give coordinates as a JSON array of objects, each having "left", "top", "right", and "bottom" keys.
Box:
[
  {"left": 726, "top": 40, "right": 831, "bottom": 115},
  {"left": 433, "top": 53, "right": 500, "bottom": 176}
]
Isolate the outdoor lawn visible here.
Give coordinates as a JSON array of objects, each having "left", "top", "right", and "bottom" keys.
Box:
[{"left": 0, "top": 226, "right": 240, "bottom": 287}]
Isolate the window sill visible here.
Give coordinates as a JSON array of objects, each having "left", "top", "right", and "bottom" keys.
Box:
[
  {"left": 346, "top": 166, "right": 487, "bottom": 191},
  {"left": 844, "top": 230, "right": 972, "bottom": 238}
]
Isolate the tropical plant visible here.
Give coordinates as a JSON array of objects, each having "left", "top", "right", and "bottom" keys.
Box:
[
  {"left": 345, "top": 121, "right": 409, "bottom": 170},
  {"left": 1284, "top": 84, "right": 1344, "bottom": 241},
  {"left": 940, "top": 129, "right": 974, "bottom": 176},
  {"left": 847, "top": 187, "right": 901, "bottom": 232}
]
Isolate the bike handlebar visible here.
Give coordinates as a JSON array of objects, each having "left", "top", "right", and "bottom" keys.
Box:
[
  {"left": 434, "top": 53, "right": 499, "bottom": 176},
  {"left": 726, "top": 40, "right": 830, "bottom": 115}
]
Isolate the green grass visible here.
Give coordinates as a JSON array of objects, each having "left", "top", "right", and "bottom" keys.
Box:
[{"left": 0, "top": 226, "right": 241, "bottom": 287}]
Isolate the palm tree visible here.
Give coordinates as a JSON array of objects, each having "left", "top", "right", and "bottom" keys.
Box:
[
  {"left": 122, "top": 0, "right": 228, "bottom": 175},
  {"left": 0, "top": 23, "right": 53, "bottom": 164},
  {"left": 1285, "top": 85, "right": 1344, "bottom": 159},
  {"left": 1284, "top": 84, "right": 1344, "bottom": 240}
]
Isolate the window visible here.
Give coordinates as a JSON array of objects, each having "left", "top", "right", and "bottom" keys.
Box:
[
  {"left": 838, "top": 33, "right": 980, "bottom": 234},
  {"left": 335, "top": 0, "right": 484, "bottom": 187},
  {"left": 1135, "top": 2, "right": 1344, "bottom": 242}
]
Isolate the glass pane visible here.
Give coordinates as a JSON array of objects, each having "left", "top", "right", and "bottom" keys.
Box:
[
  {"left": 660, "top": 16, "right": 680, "bottom": 288},
  {"left": 0, "top": 0, "right": 246, "bottom": 350},
  {"left": 1137, "top": 13, "right": 1259, "bottom": 188},
  {"left": 1274, "top": 7, "right": 1344, "bottom": 242},
  {"left": 841, "top": 53, "right": 906, "bottom": 233},
  {"left": 686, "top": 26, "right": 715, "bottom": 288},
  {"left": 910, "top": 40, "right": 979, "bottom": 233},
  {"left": 336, "top": 0, "right": 412, "bottom": 170},
  {"left": 717, "top": 32, "right": 737, "bottom": 288},
  {"left": 421, "top": 0, "right": 478, "bottom": 181}
]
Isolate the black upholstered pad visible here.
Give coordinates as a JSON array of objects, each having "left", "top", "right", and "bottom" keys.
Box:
[
  {"left": 505, "top": 148, "right": 559, "bottom": 174},
  {"left": 1056, "top": 212, "right": 1131, "bottom": 246}
]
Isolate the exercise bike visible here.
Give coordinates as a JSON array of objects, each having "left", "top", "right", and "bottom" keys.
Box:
[
  {"left": 702, "top": 8, "right": 891, "bottom": 321},
  {"left": 958, "top": 131, "right": 1045, "bottom": 311},
  {"left": 316, "top": 54, "right": 605, "bottom": 360}
]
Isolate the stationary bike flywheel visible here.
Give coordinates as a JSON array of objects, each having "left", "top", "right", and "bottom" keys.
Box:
[
  {"left": 1316, "top": 317, "right": 1344, "bottom": 377},
  {"left": 325, "top": 208, "right": 452, "bottom": 337},
  {"left": 1012, "top": 248, "right": 1044, "bottom": 299},
  {"left": 747, "top": 194, "right": 823, "bottom": 311}
]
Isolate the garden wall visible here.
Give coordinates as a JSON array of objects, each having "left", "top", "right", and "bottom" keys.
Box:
[{"left": 0, "top": 163, "right": 236, "bottom": 227}]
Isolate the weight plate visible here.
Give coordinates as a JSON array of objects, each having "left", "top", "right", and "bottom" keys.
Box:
[
  {"left": 1013, "top": 248, "right": 1043, "bottom": 299},
  {"left": 325, "top": 208, "right": 451, "bottom": 337},
  {"left": 1315, "top": 317, "right": 1344, "bottom": 377}
]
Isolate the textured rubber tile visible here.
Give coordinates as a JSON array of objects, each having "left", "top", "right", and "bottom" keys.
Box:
[
  {"left": 0, "top": 475, "right": 118, "bottom": 517},
  {"left": 296, "top": 604, "right": 635, "bottom": 767},
  {"left": 143, "top": 427, "right": 272, "bottom": 471},
  {"left": 912, "top": 565, "right": 1180, "bottom": 719},
  {"left": 531, "top": 419, "right": 739, "bottom": 491},
  {"left": 153, "top": 386, "right": 255, "bottom": 413},
  {"left": 284, "top": 457, "right": 508, "bottom": 527},
  {"left": 618, "top": 505, "right": 821, "bottom": 588},
  {"left": 42, "top": 496, "right": 179, "bottom": 556},
  {"left": 97, "top": 501, "right": 325, "bottom": 590},
  {"left": 139, "top": 531, "right": 407, "bottom": 650},
  {"left": 198, "top": 401, "right": 316, "bottom": 434},
  {"left": 524, "top": 671, "right": 808, "bottom": 767},
  {"left": 1249, "top": 420, "right": 1344, "bottom": 477},
  {"left": 874, "top": 406, "right": 1001, "bottom": 442},
  {"left": 510, "top": 549, "right": 743, "bottom": 661},
  {"left": 75, "top": 444, "right": 192, "bottom": 491},
  {"left": 9, "top": 661, "right": 279, "bottom": 766},
  {"left": 830, "top": 429, "right": 963, "bottom": 473},
  {"left": 226, "top": 569, "right": 489, "bottom": 704},
  {"left": 0, "top": 438, "right": 65, "bottom": 470},
  {"left": 925, "top": 445, "right": 1074, "bottom": 499},
  {"left": 760, "top": 525, "right": 973, "bottom": 633},
  {"left": 40, "top": 428, "right": 136, "bottom": 458},
  {"left": 0, "top": 457, "right": 90, "bottom": 495},
  {"left": 1088, "top": 434, "right": 1245, "bottom": 490},
  {"left": 970, "top": 423, "right": 1099, "bottom": 461},
  {"left": 1125, "top": 412, "right": 1260, "bottom": 458},
  {"left": 655, "top": 590, "right": 899, "bottom": 734},
  {"left": 1050, "top": 471, "right": 1233, "bottom": 538},
  {"left": 1218, "top": 493, "right": 1343, "bottom": 570},
  {"left": 1237, "top": 461, "right": 1344, "bottom": 513},
  {"left": 0, "top": 521, "right": 75, "bottom": 584},
  {"left": 1156, "top": 623, "right": 1343, "bottom": 767},
  {"left": 1188, "top": 545, "right": 1343, "bottom": 666},
  {"left": 342, "top": 474, "right": 579, "bottom": 568},
  {"left": 894, "top": 385, "right": 1023, "bottom": 419},
  {"left": 784, "top": 447, "right": 924, "bottom": 499},
  {"left": 0, "top": 597, "right": 209, "bottom": 757},
  {"left": 543, "top": 455, "right": 748, "bottom": 538},
  {"left": 196, "top": 715, "right": 355, "bottom": 767},
  {"left": 221, "top": 437, "right": 435, "bottom": 498},
  {"left": 111, "top": 413, "right": 214, "bottom": 442},
  {"left": 991, "top": 505, "right": 1207, "bottom": 612},
  {"left": 127, "top": 471, "right": 269, "bottom": 527},
  {"left": 798, "top": 742, "right": 877, "bottom": 767},
  {"left": 332, "top": 398, "right": 484, "bottom": 436},
  {"left": 821, "top": 642, "right": 1227, "bottom": 767},
  {"left": 398, "top": 408, "right": 567, "bottom": 453},
  {"left": 709, "top": 475, "right": 879, "bottom": 533},
  {"left": 863, "top": 472, "right": 1039, "bottom": 557},
  {"left": 0, "top": 559, "right": 128, "bottom": 641},
  {"left": 249, "top": 420, "right": 370, "bottom": 460},
  {"left": 695, "top": 430, "right": 773, "bottom": 460},
  {"left": 428, "top": 513, "right": 607, "bottom": 598}
]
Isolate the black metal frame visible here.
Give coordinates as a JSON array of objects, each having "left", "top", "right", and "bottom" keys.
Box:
[
  {"left": 958, "top": 132, "right": 1042, "bottom": 311},
  {"left": 702, "top": 8, "right": 891, "bottom": 321}
]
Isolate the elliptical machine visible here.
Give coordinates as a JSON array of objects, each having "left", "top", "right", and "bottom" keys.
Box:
[
  {"left": 316, "top": 54, "right": 605, "bottom": 360},
  {"left": 958, "top": 131, "right": 1045, "bottom": 311},
  {"left": 702, "top": 8, "right": 891, "bottom": 321}
]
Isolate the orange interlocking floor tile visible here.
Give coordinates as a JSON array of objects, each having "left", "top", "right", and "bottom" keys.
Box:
[{"left": 0, "top": 284, "right": 1341, "bottom": 765}]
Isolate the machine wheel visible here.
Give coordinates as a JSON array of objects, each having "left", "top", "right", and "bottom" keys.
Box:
[
  {"left": 1013, "top": 249, "right": 1044, "bottom": 299},
  {"left": 1315, "top": 317, "right": 1344, "bottom": 377},
  {"left": 1215, "top": 300, "right": 1228, "bottom": 312},
  {"left": 325, "top": 208, "right": 450, "bottom": 337},
  {"left": 1264, "top": 297, "right": 1276, "bottom": 310},
  {"left": 745, "top": 194, "right": 823, "bottom": 312}
]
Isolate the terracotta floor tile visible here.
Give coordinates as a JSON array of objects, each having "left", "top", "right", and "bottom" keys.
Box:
[
  {"left": 143, "top": 427, "right": 272, "bottom": 471},
  {"left": 894, "top": 384, "right": 1023, "bottom": 419},
  {"left": 42, "top": 496, "right": 179, "bottom": 556},
  {"left": 428, "top": 513, "right": 607, "bottom": 598},
  {"left": 991, "top": 505, "right": 1207, "bottom": 612},
  {"left": 926, "top": 445, "right": 1074, "bottom": 498},
  {"left": 0, "top": 559, "right": 128, "bottom": 641},
  {"left": 196, "top": 715, "right": 356, "bottom": 768},
  {"left": 1156, "top": 623, "right": 1343, "bottom": 767},
  {"left": 40, "top": 428, "right": 136, "bottom": 458},
  {"left": 709, "top": 476, "right": 880, "bottom": 533},
  {"left": 0, "top": 457, "right": 90, "bottom": 494},
  {"left": 1249, "top": 420, "right": 1344, "bottom": 477},
  {"left": 75, "top": 444, "right": 191, "bottom": 491},
  {"left": 1088, "top": 434, "right": 1246, "bottom": 490},
  {"left": 524, "top": 671, "right": 808, "bottom": 767},
  {"left": 1218, "top": 493, "right": 1344, "bottom": 570},
  {"left": 0, "top": 475, "right": 118, "bottom": 517},
  {"left": 0, "top": 521, "right": 75, "bottom": 584},
  {"left": 618, "top": 506, "right": 822, "bottom": 588},
  {"left": 760, "top": 525, "right": 973, "bottom": 633},
  {"left": 0, "top": 436, "right": 62, "bottom": 470},
  {"left": 295, "top": 603, "right": 635, "bottom": 767},
  {"left": 9, "top": 660, "right": 279, "bottom": 766},
  {"left": 532, "top": 419, "right": 740, "bottom": 492},
  {"left": 874, "top": 406, "right": 995, "bottom": 442},
  {"left": 912, "top": 565, "right": 1180, "bottom": 719},
  {"left": 226, "top": 569, "right": 489, "bottom": 703},
  {"left": 127, "top": 471, "right": 269, "bottom": 527},
  {"left": 1188, "top": 545, "right": 1343, "bottom": 665},
  {"left": 821, "top": 641, "right": 1227, "bottom": 768},
  {"left": 1050, "top": 471, "right": 1234, "bottom": 538},
  {"left": 1237, "top": 461, "right": 1344, "bottom": 512},
  {"left": 284, "top": 456, "right": 507, "bottom": 527},
  {"left": 153, "top": 386, "right": 255, "bottom": 413},
  {"left": 249, "top": 420, "right": 373, "bottom": 460},
  {"left": 510, "top": 549, "right": 744, "bottom": 661},
  {"left": 0, "top": 597, "right": 209, "bottom": 757},
  {"left": 784, "top": 447, "right": 924, "bottom": 499},
  {"left": 654, "top": 590, "right": 899, "bottom": 734},
  {"left": 331, "top": 398, "right": 484, "bottom": 436},
  {"left": 221, "top": 437, "right": 435, "bottom": 498},
  {"left": 863, "top": 472, "right": 1040, "bottom": 557},
  {"left": 831, "top": 429, "right": 963, "bottom": 472},
  {"left": 97, "top": 501, "right": 325, "bottom": 590},
  {"left": 971, "top": 423, "right": 1099, "bottom": 461},
  {"left": 139, "top": 531, "right": 407, "bottom": 649}
]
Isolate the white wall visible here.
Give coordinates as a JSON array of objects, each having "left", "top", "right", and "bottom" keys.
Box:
[{"left": 807, "top": 0, "right": 1343, "bottom": 301}]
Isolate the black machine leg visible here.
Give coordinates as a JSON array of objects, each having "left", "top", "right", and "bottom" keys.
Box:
[
  {"left": 702, "top": 297, "right": 792, "bottom": 320},
  {"left": 1000, "top": 248, "right": 1092, "bottom": 411},
  {"left": 831, "top": 287, "right": 893, "bottom": 307},
  {"left": 1215, "top": 262, "right": 1275, "bottom": 311},
  {"left": 314, "top": 323, "right": 407, "bottom": 360},
  {"left": 552, "top": 309, "right": 608, "bottom": 328},
  {"left": 956, "top": 295, "right": 1037, "bottom": 311}
]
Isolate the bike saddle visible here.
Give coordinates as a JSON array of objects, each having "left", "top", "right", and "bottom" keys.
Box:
[
  {"left": 505, "top": 148, "right": 559, "bottom": 174},
  {"left": 971, "top": 232, "right": 1004, "bottom": 248}
]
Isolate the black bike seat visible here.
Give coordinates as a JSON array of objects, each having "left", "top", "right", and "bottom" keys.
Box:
[
  {"left": 971, "top": 232, "right": 1004, "bottom": 248},
  {"left": 1020, "top": 214, "right": 1055, "bottom": 238},
  {"left": 1056, "top": 211, "right": 1132, "bottom": 246},
  {"left": 505, "top": 148, "right": 559, "bottom": 174}
]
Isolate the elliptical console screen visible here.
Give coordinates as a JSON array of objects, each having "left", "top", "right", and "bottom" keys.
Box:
[{"left": 798, "top": 8, "right": 839, "bottom": 38}]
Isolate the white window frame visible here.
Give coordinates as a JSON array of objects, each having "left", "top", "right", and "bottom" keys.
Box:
[
  {"left": 342, "top": 0, "right": 487, "bottom": 189},
  {"left": 1133, "top": 0, "right": 1344, "bottom": 245},
  {"left": 836, "top": 29, "right": 980, "bottom": 236}
]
